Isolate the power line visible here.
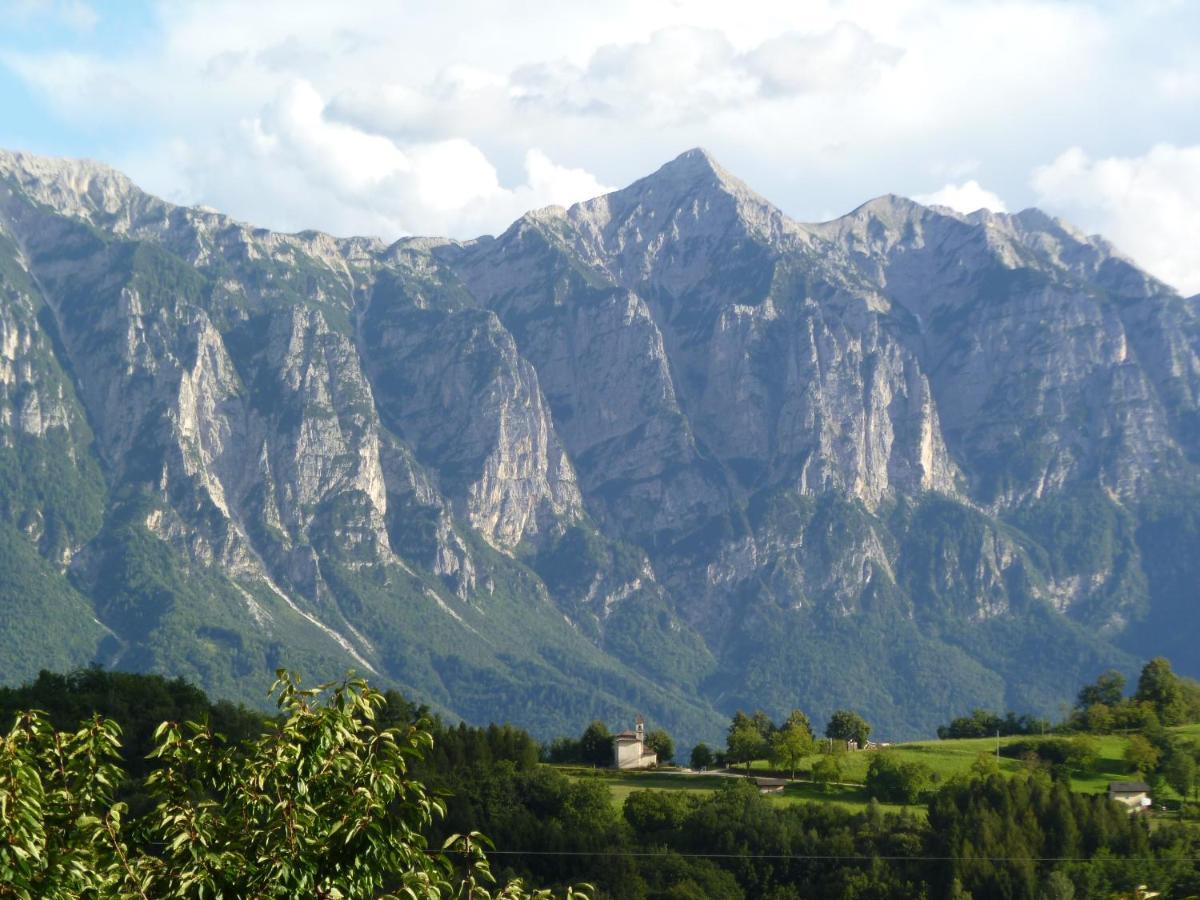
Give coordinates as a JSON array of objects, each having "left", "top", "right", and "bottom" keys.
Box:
[{"left": 462, "top": 848, "right": 1200, "bottom": 864}]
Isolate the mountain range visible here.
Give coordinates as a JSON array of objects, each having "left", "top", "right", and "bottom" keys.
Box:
[{"left": 1, "top": 146, "right": 1197, "bottom": 744}]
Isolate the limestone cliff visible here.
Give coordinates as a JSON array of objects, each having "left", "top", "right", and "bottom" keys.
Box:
[{"left": 0, "top": 146, "right": 1196, "bottom": 741}]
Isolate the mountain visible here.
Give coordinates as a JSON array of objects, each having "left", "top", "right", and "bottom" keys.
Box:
[{"left": 0, "top": 146, "right": 1196, "bottom": 743}]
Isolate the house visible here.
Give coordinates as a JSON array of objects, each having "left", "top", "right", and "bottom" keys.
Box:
[
  {"left": 1108, "top": 781, "right": 1152, "bottom": 811},
  {"left": 754, "top": 777, "right": 788, "bottom": 795},
  {"left": 613, "top": 715, "right": 657, "bottom": 769}
]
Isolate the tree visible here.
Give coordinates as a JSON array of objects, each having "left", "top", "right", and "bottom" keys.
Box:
[
  {"left": 623, "top": 789, "right": 690, "bottom": 838},
  {"left": 644, "top": 728, "right": 674, "bottom": 764},
  {"left": 1065, "top": 735, "right": 1099, "bottom": 773},
  {"left": 770, "top": 723, "right": 814, "bottom": 780},
  {"left": 1136, "top": 658, "right": 1186, "bottom": 726},
  {"left": 0, "top": 671, "right": 590, "bottom": 899},
  {"left": 727, "top": 710, "right": 754, "bottom": 738},
  {"left": 825, "top": 710, "right": 871, "bottom": 747},
  {"left": 1083, "top": 703, "right": 1114, "bottom": 734},
  {"left": 689, "top": 742, "right": 714, "bottom": 770},
  {"left": 811, "top": 754, "right": 841, "bottom": 792},
  {"left": 1042, "top": 870, "right": 1076, "bottom": 900},
  {"left": 1112, "top": 700, "right": 1160, "bottom": 733},
  {"left": 783, "top": 709, "right": 814, "bottom": 739},
  {"left": 1163, "top": 749, "right": 1196, "bottom": 819},
  {"left": 726, "top": 723, "right": 767, "bottom": 774},
  {"left": 865, "top": 753, "right": 930, "bottom": 804},
  {"left": 1077, "top": 669, "right": 1126, "bottom": 710},
  {"left": 938, "top": 708, "right": 1001, "bottom": 739},
  {"left": 970, "top": 752, "right": 1001, "bottom": 780},
  {"left": 1124, "top": 734, "right": 1161, "bottom": 775},
  {"left": 750, "top": 711, "right": 775, "bottom": 739},
  {"left": 579, "top": 720, "right": 613, "bottom": 767}
]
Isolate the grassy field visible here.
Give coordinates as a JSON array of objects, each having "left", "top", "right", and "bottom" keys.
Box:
[
  {"left": 559, "top": 767, "right": 922, "bottom": 816},
  {"left": 560, "top": 769, "right": 730, "bottom": 807},
  {"left": 558, "top": 724, "right": 1200, "bottom": 817}
]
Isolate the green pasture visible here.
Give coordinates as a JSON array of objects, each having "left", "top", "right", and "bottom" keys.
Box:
[{"left": 558, "top": 724, "right": 1200, "bottom": 817}]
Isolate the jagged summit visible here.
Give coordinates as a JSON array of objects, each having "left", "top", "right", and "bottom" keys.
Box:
[
  {"left": 559, "top": 146, "right": 812, "bottom": 265},
  {"left": 1, "top": 145, "right": 1109, "bottom": 276},
  {"left": 844, "top": 193, "right": 929, "bottom": 219},
  {"left": 0, "top": 147, "right": 127, "bottom": 181},
  {"left": 0, "top": 147, "right": 142, "bottom": 227},
  {"left": 615, "top": 146, "right": 782, "bottom": 216},
  {"left": 642, "top": 147, "right": 735, "bottom": 189}
]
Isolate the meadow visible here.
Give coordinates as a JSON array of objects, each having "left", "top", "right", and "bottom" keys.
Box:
[{"left": 559, "top": 724, "right": 1200, "bottom": 817}]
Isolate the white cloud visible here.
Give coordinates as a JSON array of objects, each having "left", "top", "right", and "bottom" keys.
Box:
[
  {"left": 1032, "top": 144, "right": 1200, "bottom": 295},
  {"left": 174, "top": 80, "right": 612, "bottom": 239},
  {"left": 914, "top": 180, "right": 1007, "bottom": 214},
  {"left": 0, "top": 0, "right": 1197, "bottom": 286},
  {"left": 742, "top": 22, "right": 902, "bottom": 96},
  {"left": 507, "top": 22, "right": 901, "bottom": 125}
]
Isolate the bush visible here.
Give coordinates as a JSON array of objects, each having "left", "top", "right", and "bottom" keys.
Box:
[
  {"left": 865, "top": 753, "right": 931, "bottom": 804},
  {"left": 1002, "top": 736, "right": 1098, "bottom": 772}
]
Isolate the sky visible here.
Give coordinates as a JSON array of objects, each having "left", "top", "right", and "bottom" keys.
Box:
[{"left": 2, "top": 0, "right": 1199, "bottom": 294}]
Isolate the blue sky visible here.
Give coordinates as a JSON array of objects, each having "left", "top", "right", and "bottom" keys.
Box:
[{"left": 2, "top": 0, "right": 1199, "bottom": 293}]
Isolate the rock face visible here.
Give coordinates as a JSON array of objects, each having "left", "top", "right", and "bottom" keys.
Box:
[{"left": 0, "top": 146, "right": 1197, "bottom": 742}]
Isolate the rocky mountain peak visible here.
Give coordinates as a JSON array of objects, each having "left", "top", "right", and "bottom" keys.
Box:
[
  {"left": 0, "top": 148, "right": 141, "bottom": 225},
  {"left": 802, "top": 193, "right": 952, "bottom": 263},
  {"left": 848, "top": 192, "right": 930, "bottom": 220},
  {"left": 635, "top": 146, "right": 737, "bottom": 194},
  {"left": 558, "top": 147, "right": 811, "bottom": 288}
]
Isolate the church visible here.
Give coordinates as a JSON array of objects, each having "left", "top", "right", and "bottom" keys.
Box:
[{"left": 612, "top": 715, "right": 658, "bottom": 769}]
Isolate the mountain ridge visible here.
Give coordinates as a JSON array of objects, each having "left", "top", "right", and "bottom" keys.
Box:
[{"left": 0, "top": 145, "right": 1196, "bottom": 745}]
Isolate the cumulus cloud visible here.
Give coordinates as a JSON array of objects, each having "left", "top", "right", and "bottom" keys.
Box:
[
  {"left": 509, "top": 22, "right": 900, "bottom": 124},
  {"left": 184, "top": 81, "right": 612, "bottom": 238},
  {"left": 743, "top": 23, "right": 903, "bottom": 96},
  {"left": 1032, "top": 144, "right": 1200, "bottom": 295},
  {"left": 539, "top": 26, "right": 755, "bottom": 123},
  {"left": 914, "top": 180, "right": 1008, "bottom": 214}
]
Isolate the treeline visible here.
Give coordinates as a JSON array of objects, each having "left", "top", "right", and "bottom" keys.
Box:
[
  {"left": 0, "top": 667, "right": 270, "bottom": 775},
  {"left": 937, "top": 709, "right": 1050, "bottom": 740},
  {"left": 10, "top": 667, "right": 1200, "bottom": 897},
  {"left": 938, "top": 656, "right": 1200, "bottom": 739}
]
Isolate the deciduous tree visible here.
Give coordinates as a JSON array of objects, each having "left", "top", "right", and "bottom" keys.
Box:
[
  {"left": 726, "top": 723, "right": 767, "bottom": 774},
  {"left": 770, "top": 723, "right": 814, "bottom": 779},
  {"left": 1125, "top": 734, "right": 1161, "bottom": 775},
  {"left": 825, "top": 709, "right": 871, "bottom": 747},
  {"left": 1077, "top": 669, "right": 1126, "bottom": 709},
  {"left": 1137, "top": 658, "right": 1187, "bottom": 726},
  {"left": 811, "top": 754, "right": 841, "bottom": 792},
  {"left": 644, "top": 728, "right": 674, "bottom": 763}
]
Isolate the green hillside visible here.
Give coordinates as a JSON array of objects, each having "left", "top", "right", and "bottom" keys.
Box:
[{"left": 562, "top": 724, "right": 1200, "bottom": 820}]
